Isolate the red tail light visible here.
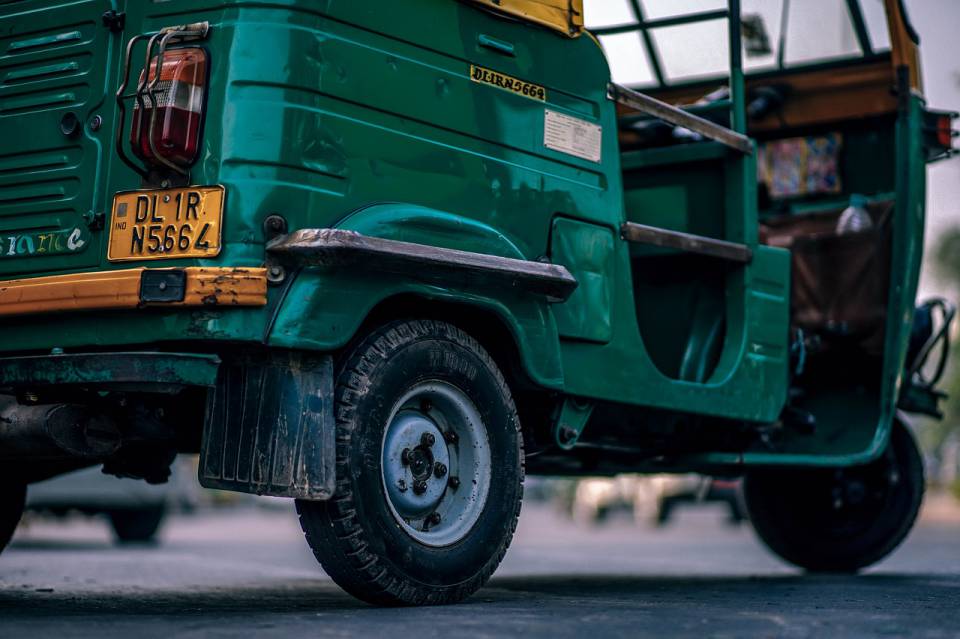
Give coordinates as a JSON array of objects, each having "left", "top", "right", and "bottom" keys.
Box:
[
  {"left": 131, "top": 47, "right": 207, "bottom": 167},
  {"left": 935, "top": 115, "right": 955, "bottom": 149}
]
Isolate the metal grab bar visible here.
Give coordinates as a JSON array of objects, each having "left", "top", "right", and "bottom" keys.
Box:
[
  {"left": 114, "top": 33, "right": 152, "bottom": 178},
  {"left": 267, "top": 228, "right": 579, "bottom": 302},
  {"left": 608, "top": 83, "right": 753, "bottom": 155},
  {"left": 620, "top": 222, "right": 753, "bottom": 264}
]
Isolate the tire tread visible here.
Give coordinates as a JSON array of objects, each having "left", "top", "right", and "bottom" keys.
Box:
[{"left": 297, "top": 319, "right": 524, "bottom": 606}]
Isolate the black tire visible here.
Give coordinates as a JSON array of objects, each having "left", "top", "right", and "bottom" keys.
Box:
[
  {"left": 108, "top": 504, "right": 166, "bottom": 543},
  {"left": 296, "top": 319, "right": 524, "bottom": 606},
  {"left": 744, "top": 419, "right": 924, "bottom": 572},
  {"left": 0, "top": 483, "right": 26, "bottom": 556}
]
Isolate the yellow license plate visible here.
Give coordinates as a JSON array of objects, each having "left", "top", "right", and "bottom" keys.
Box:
[{"left": 107, "top": 185, "right": 224, "bottom": 262}]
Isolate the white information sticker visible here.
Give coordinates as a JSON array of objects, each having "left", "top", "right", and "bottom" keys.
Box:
[{"left": 543, "top": 109, "right": 602, "bottom": 163}]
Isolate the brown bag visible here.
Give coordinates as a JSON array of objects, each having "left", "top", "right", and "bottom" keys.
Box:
[{"left": 761, "top": 202, "right": 893, "bottom": 354}]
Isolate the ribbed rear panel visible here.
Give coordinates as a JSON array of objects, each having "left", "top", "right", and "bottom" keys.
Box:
[{"left": 0, "top": 0, "right": 109, "bottom": 275}]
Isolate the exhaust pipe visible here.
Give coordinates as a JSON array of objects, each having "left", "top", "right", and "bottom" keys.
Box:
[{"left": 0, "top": 399, "right": 121, "bottom": 461}]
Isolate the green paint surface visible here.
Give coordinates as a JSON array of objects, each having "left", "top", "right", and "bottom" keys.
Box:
[{"left": 0, "top": 1, "right": 931, "bottom": 468}]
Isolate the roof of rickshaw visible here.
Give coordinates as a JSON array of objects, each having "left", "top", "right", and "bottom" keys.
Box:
[{"left": 466, "top": 0, "right": 914, "bottom": 91}]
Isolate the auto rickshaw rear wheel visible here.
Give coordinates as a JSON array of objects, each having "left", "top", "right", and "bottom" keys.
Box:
[
  {"left": 296, "top": 319, "right": 524, "bottom": 606},
  {"left": 743, "top": 419, "right": 923, "bottom": 572},
  {"left": 0, "top": 483, "right": 26, "bottom": 556}
]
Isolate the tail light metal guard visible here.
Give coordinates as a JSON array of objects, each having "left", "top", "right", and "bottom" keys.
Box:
[{"left": 114, "top": 22, "right": 211, "bottom": 180}]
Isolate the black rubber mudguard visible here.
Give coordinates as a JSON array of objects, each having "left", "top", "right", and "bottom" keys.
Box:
[{"left": 199, "top": 351, "right": 335, "bottom": 500}]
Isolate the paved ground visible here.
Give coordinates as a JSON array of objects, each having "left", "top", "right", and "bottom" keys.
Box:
[{"left": 2, "top": 494, "right": 959, "bottom": 638}]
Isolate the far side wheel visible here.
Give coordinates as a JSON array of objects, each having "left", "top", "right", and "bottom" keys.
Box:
[
  {"left": 108, "top": 504, "right": 167, "bottom": 543},
  {"left": 744, "top": 419, "right": 924, "bottom": 572},
  {"left": 0, "top": 483, "right": 26, "bottom": 556},
  {"left": 297, "top": 319, "right": 524, "bottom": 606}
]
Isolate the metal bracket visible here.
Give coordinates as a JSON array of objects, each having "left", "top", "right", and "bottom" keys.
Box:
[
  {"left": 101, "top": 9, "right": 125, "bottom": 33},
  {"left": 262, "top": 214, "right": 290, "bottom": 285},
  {"left": 553, "top": 398, "right": 594, "bottom": 450},
  {"left": 83, "top": 210, "right": 105, "bottom": 231}
]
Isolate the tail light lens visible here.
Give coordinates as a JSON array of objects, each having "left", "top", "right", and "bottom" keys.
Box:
[
  {"left": 131, "top": 47, "right": 207, "bottom": 167},
  {"left": 934, "top": 115, "right": 955, "bottom": 149},
  {"left": 923, "top": 109, "right": 958, "bottom": 162}
]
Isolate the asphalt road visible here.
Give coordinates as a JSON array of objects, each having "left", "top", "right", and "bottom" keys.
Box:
[{"left": 2, "top": 494, "right": 959, "bottom": 638}]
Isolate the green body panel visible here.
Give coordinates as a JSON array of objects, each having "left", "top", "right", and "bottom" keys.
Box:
[
  {"left": 0, "top": 0, "right": 118, "bottom": 276},
  {"left": 549, "top": 217, "right": 616, "bottom": 344},
  {"left": 557, "top": 243, "right": 790, "bottom": 422},
  {"left": 0, "top": 0, "right": 931, "bottom": 469},
  {"left": 780, "top": 95, "right": 926, "bottom": 467},
  {"left": 269, "top": 204, "right": 566, "bottom": 389}
]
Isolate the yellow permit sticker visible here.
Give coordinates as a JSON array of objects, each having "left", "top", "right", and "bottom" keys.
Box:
[{"left": 470, "top": 65, "right": 546, "bottom": 102}]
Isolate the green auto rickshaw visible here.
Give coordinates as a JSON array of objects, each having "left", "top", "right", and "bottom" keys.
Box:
[{"left": 0, "top": 0, "right": 955, "bottom": 605}]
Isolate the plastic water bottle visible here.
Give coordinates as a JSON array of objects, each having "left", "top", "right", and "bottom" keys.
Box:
[{"left": 836, "top": 194, "right": 873, "bottom": 234}]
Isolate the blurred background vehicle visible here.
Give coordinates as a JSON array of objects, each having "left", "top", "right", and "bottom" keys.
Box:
[
  {"left": 559, "top": 474, "right": 747, "bottom": 527},
  {"left": 649, "top": 476, "right": 747, "bottom": 526},
  {"left": 25, "top": 456, "right": 200, "bottom": 543}
]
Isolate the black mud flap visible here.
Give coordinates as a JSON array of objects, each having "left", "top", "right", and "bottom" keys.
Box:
[{"left": 199, "top": 352, "right": 335, "bottom": 500}]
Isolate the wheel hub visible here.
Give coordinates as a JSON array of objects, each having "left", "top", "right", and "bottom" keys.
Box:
[
  {"left": 383, "top": 413, "right": 448, "bottom": 518},
  {"left": 380, "top": 381, "right": 491, "bottom": 547}
]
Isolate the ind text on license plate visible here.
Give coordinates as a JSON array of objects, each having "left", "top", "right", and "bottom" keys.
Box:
[{"left": 108, "top": 185, "right": 224, "bottom": 261}]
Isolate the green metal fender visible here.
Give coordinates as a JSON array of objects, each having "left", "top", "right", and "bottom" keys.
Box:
[{"left": 266, "top": 204, "right": 565, "bottom": 389}]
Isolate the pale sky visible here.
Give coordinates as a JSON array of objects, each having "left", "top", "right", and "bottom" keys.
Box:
[{"left": 907, "top": 0, "right": 960, "bottom": 296}]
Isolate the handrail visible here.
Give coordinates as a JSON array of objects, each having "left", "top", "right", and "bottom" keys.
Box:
[
  {"left": 594, "top": 1, "right": 748, "bottom": 137},
  {"left": 618, "top": 99, "right": 733, "bottom": 125},
  {"left": 620, "top": 222, "right": 753, "bottom": 264},
  {"left": 267, "top": 228, "right": 579, "bottom": 302},
  {"left": 608, "top": 83, "right": 753, "bottom": 155}
]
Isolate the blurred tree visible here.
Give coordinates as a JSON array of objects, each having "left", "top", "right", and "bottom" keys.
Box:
[
  {"left": 921, "top": 227, "right": 960, "bottom": 491},
  {"left": 935, "top": 228, "right": 960, "bottom": 280}
]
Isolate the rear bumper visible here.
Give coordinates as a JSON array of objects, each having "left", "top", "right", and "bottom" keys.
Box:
[
  {"left": 0, "top": 267, "right": 268, "bottom": 318},
  {"left": 0, "top": 351, "right": 220, "bottom": 392},
  {"left": 0, "top": 349, "right": 336, "bottom": 501}
]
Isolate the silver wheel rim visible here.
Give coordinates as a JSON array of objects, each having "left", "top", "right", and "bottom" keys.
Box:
[{"left": 381, "top": 381, "right": 491, "bottom": 547}]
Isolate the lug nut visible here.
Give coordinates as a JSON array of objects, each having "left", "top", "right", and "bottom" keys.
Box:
[
  {"left": 413, "top": 479, "right": 428, "bottom": 495},
  {"left": 400, "top": 448, "right": 411, "bottom": 465},
  {"left": 448, "top": 476, "right": 460, "bottom": 490},
  {"left": 434, "top": 462, "right": 447, "bottom": 478},
  {"left": 426, "top": 512, "right": 441, "bottom": 526},
  {"left": 421, "top": 432, "right": 435, "bottom": 447},
  {"left": 444, "top": 430, "right": 458, "bottom": 444}
]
